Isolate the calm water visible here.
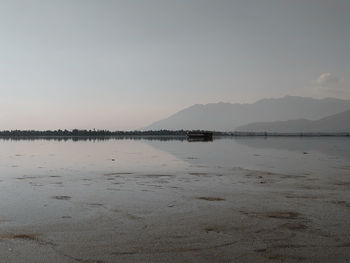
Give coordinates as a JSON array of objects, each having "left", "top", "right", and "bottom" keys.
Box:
[{"left": 1, "top": 137, "right": 350, "bottom": 227}]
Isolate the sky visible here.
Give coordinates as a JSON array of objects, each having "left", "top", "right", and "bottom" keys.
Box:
[{"left": 0, "top": 0, "right": 349, "bottom": 130}]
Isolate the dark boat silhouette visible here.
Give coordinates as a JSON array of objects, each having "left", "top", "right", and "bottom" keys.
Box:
[{"left": 186, "top": 131, "right": 213, "bottom": 141}]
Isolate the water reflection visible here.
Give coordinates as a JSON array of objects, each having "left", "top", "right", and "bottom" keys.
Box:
[
  {"left": 146, "top": 137, "right": 350, "bottom": 176},
  {"left": 235, "top": 137, "right": 350, "bottom": 160},
  {"left": 0, "top": 137, "right": 349, "bottom": 228}
]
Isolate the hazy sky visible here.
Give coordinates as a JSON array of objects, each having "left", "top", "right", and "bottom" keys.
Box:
[{"left": 1, "top": 0, "right": 349, "bottom": 130}]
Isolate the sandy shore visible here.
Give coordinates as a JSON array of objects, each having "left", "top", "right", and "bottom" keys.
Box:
[{"left": 1, "top": 166, "right": 349, "bottom": 263}]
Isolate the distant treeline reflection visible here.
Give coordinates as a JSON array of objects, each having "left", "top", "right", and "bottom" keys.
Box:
[
  {"left": 0, "top": 129, "right": 186, "bottom": 137},
  {"left": 0, "top": 129, "right": 189, "bottom": 141},
  {"left": 0, "top": 129, "right": 349, "bottom": 142}
]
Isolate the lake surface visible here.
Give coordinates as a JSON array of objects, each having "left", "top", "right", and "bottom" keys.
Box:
[{"left": 1, "top": 137, "right": 350, "bottom": 262}]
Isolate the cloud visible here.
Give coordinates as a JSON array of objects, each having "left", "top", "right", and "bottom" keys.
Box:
[
  {"left": 305, "top": 72, "right": 350, "bottom": 99},
  {"left": 314, "top": 73, "right": 339, "bottom": 87}
]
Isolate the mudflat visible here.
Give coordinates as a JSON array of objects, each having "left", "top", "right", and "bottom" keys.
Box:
[{"left": 0, "top": 138, "right": 349, "bottom": 262}]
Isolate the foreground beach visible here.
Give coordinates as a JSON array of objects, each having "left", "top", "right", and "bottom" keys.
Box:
[{"left": 0, "top": 138, "right": 349, "bottom": 262}]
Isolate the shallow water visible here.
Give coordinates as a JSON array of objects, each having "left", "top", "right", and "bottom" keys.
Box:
[
  {"left": 1, "top": 137, "right": 349, "bottom": 227},
  {"left": 1, "top": 137, "right": 350, "bottom": 262}
]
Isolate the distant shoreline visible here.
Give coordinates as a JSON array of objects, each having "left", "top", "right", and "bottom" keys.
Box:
[
  {"left": 222, "top": 132, "right": 350, "bottom": 137},
  {"left": 0, "top": 130, "right": 349, "bottom": 141}
]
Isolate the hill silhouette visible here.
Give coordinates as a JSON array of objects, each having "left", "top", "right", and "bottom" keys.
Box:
[
  {"left": 236, "top": 109, "right": 350, "bottom": 133},
  {"left": 145, "top": 96, "right": 350, "bottom": 131}
]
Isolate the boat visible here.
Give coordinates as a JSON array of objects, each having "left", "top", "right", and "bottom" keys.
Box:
[{"left": 186, "top": 131, "right": 213, "bottom": 141}]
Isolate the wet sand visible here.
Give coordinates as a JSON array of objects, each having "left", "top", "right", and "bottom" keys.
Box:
[
  {"left": 1, "top": 168, "right": 350, "bottom": 262},
  {"left": 0, "top": 138, "right": 349, "bottom": 262}
]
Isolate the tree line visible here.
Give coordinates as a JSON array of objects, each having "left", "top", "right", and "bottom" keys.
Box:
[{"left": 0, "top": 129, "right": 189, "bottom": 137}]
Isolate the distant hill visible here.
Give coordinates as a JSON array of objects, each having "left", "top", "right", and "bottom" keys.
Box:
[
  {"left": 236, "top": 109, "right": 350, "bottom": 133},
  {"left": 144, "top": 96, "right": 350, "bottom": 131}
]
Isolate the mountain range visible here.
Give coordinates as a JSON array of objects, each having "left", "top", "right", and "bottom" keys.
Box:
[
  {"left": 145, "top": 96, "right": 350, "bottom": 131},
  {"left": 236, "top": 109, "right": 350, "bottom": 133}
]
